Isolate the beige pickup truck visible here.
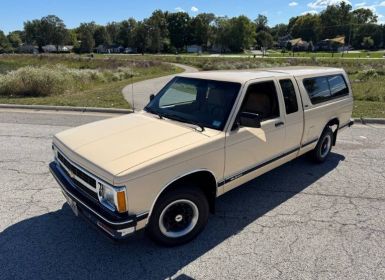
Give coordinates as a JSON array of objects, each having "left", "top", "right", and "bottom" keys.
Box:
[{"left": 50, "top": 67, "right": 354, "bottom": 246}]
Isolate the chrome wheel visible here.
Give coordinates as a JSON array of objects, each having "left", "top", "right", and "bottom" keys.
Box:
[
  {"left": 320, "top": 134, "right": 332, "bottom": 158},
  {"left": 159, "top": 199, "right": 199, "bottom": 238}
]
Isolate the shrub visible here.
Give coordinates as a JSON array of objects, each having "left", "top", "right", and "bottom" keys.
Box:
[
  {"left": 0, "top": 64, "right": 134, "bottom": 97},
  {"left": 356, "top": 68, "right": 378, "bottom": 81}
]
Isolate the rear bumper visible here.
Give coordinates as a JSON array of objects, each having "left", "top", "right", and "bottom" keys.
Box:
[
  {"left": 339, "top": 119, "right": 354, "bottom": 130},
  {"left": 49, "top": 161, "right": 147, "bottom": 240}
]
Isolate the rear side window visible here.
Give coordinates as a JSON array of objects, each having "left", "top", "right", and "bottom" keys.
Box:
[
  {"left": 279, "top": 79, "right": 298, "bottom": 114},
  {"left": 303, "top": 74, "right": 349, "bottom": 104},
  {"left": 328, "top": 75, "right": 349, "bottom": 97}
]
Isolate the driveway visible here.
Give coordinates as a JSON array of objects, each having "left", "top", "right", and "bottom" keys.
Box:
[
  {"left": 0, "top": 109, "right": 385, "bottom": 280},
  {"left": 122, "top": 63, "right": 198, "bottom": 111}
]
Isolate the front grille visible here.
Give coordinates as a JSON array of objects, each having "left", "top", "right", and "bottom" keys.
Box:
[
  {"left": 57, "top": 152, "right": 96, "bottom": 188},
  {"left": 57, "top": 152, "right": 99, "bottom": 201}
]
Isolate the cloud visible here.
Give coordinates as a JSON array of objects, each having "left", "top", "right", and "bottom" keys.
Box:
[
  {"left": 289, "top": 1, "right": 298, "bottom": 6},
  {"left": 379, "top": 1, "right": 385, "bottom": 7},
  {"left": 307, "top": 0, "right": 351, "bottom": 9},
  {"left": 174, "top": 7, "right": 184, "bottom": 12},
  {"left": 301, "top": 10, "right": 319, "bottom": 15},
  {"left": 354, "top": 2, "right": 366, "bottom": 7},
  {"left": 191, "top": 6, "right": 199, "bottom": 12}
]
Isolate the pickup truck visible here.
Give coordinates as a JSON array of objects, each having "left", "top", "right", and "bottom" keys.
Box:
[{"left": 50, "top": 67, "right": 354, "bottom": 246}]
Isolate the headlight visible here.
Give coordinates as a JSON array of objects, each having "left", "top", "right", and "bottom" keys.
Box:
[{"left": 97, "top": 182, "right": 127, "bottom": 213}]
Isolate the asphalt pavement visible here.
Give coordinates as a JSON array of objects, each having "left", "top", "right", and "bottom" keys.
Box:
[
  {"left": 0, "top": 109, "right": 384, "bottom": 280},
  {"left": 122, "top": 63, "right": 198, "bottom": 111}
]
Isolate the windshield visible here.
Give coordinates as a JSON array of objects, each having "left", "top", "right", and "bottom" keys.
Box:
[{"left": 145, "top": 77, "right": 241, "bottom": 131}]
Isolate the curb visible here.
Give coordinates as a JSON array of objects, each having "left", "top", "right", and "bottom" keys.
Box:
[
  {"left": 353, "top": 118, "right": 385, "bottom": 125},
  {"left": 0, "top": 104, "right": 132, "bottom": 114}
]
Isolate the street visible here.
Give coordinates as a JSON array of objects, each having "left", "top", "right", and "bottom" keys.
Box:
[{"left": 0, "top": 109, "right": 384, "bottom": 280}]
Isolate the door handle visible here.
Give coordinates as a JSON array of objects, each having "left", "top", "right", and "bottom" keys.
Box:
[{"left": 275, "top": 121, "right": 284, "bottom": 127}]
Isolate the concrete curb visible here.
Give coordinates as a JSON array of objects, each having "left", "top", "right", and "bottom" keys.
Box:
[
  {"left": 0, "top": 104, "right": 132, "bottom": 114},
  {"left": 353, "top": 118, "right": 385, "bottom": 125}
]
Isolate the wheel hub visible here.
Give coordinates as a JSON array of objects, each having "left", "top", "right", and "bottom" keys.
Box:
[{"left": 175, "top": 214, "right": 183, "bottom": 222}]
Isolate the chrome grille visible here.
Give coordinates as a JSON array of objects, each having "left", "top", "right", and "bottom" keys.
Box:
[{"left": 57, "top": 152, "right": 98, "bottom": 201}]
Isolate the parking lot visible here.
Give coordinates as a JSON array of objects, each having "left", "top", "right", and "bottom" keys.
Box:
[{"left": 1, "top": 109, "right": 384, "bottom": 280}]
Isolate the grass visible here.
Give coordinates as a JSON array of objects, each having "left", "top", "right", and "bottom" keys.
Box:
[
  {"left": 353, "top": 101, "right": 385, "bottom": 118},
  {"left": 0, "top": 54, "right": 183, "bottom": 108}
]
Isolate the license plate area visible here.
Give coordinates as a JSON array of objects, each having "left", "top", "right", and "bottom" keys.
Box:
[{"left": 63, "top": 192, "right": 78, "bottom": 216}]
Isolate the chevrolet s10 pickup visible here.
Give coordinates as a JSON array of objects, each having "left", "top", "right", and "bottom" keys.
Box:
[{"left": 50, "top": 67, "right": 354, "bottom": 246}]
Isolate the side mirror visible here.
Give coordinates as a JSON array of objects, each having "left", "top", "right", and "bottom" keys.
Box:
[
  {"left": 149, "top": 94, "right": 155, "bottom": 101},
  {"left": 239, "top": 112, "right": 261, "bottom": 128}
]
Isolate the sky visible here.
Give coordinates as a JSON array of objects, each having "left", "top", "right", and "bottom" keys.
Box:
[{"left": 1, "top": 0, "right": 385, "bottom": 33}]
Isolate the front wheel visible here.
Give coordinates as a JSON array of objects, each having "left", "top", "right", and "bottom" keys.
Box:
[
  {"left": 146, "top": 186, "right": 209, "bottom": 246},
  {"left": 311, "top": 127, "right": 334, "bottom": 163}
]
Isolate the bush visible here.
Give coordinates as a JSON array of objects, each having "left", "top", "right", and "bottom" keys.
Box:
[
  {"left": 356, "top": 68, "right": 378, "bottom": 81},
  {"left": 0, "top": 64, "right": 134, "bottom": 97}
]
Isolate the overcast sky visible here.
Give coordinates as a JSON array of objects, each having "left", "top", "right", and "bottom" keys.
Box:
[{"left": 1, "top": 0, "right": 384, "bottom": 33}]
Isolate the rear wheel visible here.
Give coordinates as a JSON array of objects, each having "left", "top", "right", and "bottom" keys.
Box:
[
  {"left": 311, "top": 127, "right": 333, "bottom": 163},
  {"left": 146, "top": 186, "right": 209, "bottom": 246}
]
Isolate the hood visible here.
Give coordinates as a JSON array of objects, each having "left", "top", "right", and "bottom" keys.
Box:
[{"left": 54, "top": 113, "right": 212, "bottom": 176}]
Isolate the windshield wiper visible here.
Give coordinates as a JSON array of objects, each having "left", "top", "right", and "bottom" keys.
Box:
[
  {"left": 161, "top": 112, "right": 205, "bottom": 132},
  {"left": 145, "top": 107, "right": 163, "bottom": 119}
]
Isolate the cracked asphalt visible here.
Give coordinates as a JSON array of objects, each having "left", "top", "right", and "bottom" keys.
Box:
[{"left": 0, "top": 109, "right": 384, "bottom": 280}]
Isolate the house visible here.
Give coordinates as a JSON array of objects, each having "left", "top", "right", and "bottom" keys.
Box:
[
  {"left": 316, "top": 36, "right": 345, "bottom": 52},
  {"left": 187, "top": 45, "right": 202, "bottom": 53},
  {"left": 17, "top": 44, "right": 39, "bottom": 54},
  {"left": 42, "top": 45, "right": 74, "bottom": 53},
  {"left": 277, "top": 34, "right": 292, "bottom": 49},
  {"left": 289, "top": 38, "right": 310, "bottom": 51}
]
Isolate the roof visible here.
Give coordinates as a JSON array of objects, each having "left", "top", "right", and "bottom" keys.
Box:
[{"left": 178, "top": 67, "right": 343, "bottom": 83}]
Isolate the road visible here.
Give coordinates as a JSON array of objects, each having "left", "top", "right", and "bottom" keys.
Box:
[
  {"left": 122, "top": 63, "right": 198, "bottom": 111},
  {"left": 1, "top": 109, "right": 385, "bottom": 280}
]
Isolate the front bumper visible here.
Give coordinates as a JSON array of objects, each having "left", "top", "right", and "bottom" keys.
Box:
[{"left": 49, "top": 161, "right": 147, "bottom": 240}]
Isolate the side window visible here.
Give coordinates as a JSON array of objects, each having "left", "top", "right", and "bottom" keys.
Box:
[
  {"left": 241, "top": 81, "right": 280, "bottom": 121},
  {"left": 303, "top": 77, "right": 331, "bottom": 104},
  {"left": 279, "top": 79, "right": 298, "bottom": 114},
  {"left": 328, "top": 75, "right": 349, "bottom": 97}
]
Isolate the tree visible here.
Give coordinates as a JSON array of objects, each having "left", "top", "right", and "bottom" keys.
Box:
[
  {"left": 146, "top": 10, "right": 169, "bottom": 52},
  {"left": 228, "top": 16, "right": 256, "bottom": 52},
  {"left": 352, "top": 8, "right": 377, "bottom": 25},
  {"left": 291, "top": 14, "right": 321, "bottom": 42},
  {"left": 133, "top": 21, "right": 149, "bottom": 53},
  {"left": 24, "top": 15, "right": 68, "bottom": 51},
  {"left": 353, "top": 24, "right": 383, "bottom": 49},
  {"left": 77, "top": 22, "right": 96, "bottom": 53},
  {"left": 212, "top": 17, "right": 231, "bottom": 52},
  {"left": 118, "top": 18, "right": 137, "bottom": 47},
  {"left": 106, "top": 22, "right": 120, "bottom": 45},
  {"left": 362, "top": 36, "right": 374, "bottom": 49},
  {"left": 270, "top": 24, "right": 288, "bottom": 41},
  {"left": 7, "top": 31, "right": 22, "bottom": 48},
  {"left": 167, "top": 12, "right": 191, "bottom": 50},
  {"left": 255, "top": 14, "right": 268, "bottom": 32},
  {"left": 190, "top": 13, "right": 216, "bottom": 50},
  {"left": 0, "top": 30, "right": 12, "bottom": 53},
  {"left": 94, "top": 25, "right": 111, "bottom": 46},
  {"left": 256, "top": 30, "right": 273, "bottom": 49},
  {"left": 320, "top": 2, "right": 352, "bottom": 39}
]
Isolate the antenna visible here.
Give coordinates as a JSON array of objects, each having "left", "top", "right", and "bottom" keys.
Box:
[{"left": 131, "top": 63, "right": 135, "bottom": 112}]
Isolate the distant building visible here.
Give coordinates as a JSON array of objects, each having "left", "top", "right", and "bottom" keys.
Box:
[
  {"left": 17, "top": 44, "right": 39, "bottom": 54},
  {"left": 277, "top": 35, "right": 292, "bottom": 48},
  {"left": 315, "top": 36, "right": 346, "bottom": 52},
  {"left": 42, "top": 45, "right": 73, "bottom": 53},
  {"left": 187, "top": 45, "right": 202, "bottom": 53},
  {"left": 289, "top": 38, "right": 310, "bottom": 51}
]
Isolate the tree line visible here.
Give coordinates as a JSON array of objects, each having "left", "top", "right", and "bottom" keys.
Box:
[{"left": 0, "top": 2, "right": 384, "bottom": 54}]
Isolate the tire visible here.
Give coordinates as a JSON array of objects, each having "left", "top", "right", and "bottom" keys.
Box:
[
  {"left": 146, "top": 186, "right": 209, "bottom": 246},
  {"left": 311, "top": 127, "right": 334, "bottom": 163}
]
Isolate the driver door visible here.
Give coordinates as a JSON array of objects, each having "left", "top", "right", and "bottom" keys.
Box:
[{"left": 223, "top": 79, "right": 286, "bottom": 192}]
